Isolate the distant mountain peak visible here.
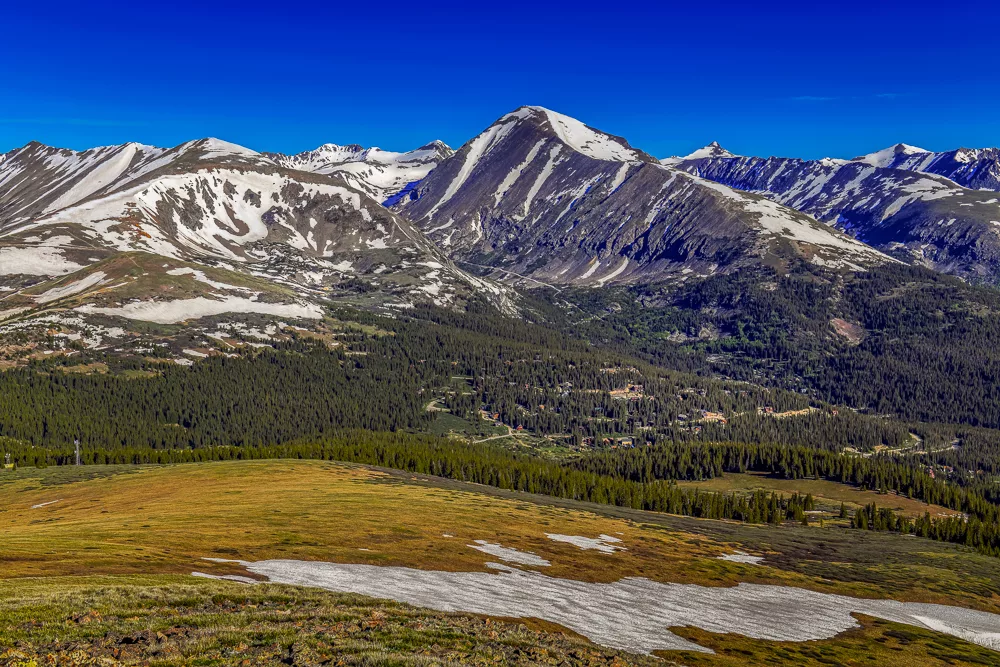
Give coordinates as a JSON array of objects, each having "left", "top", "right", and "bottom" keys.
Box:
[
  {"left": 659, "top": 142, "right": 736, "bottom": 165},
  {"left": 852, "top": 143, "right": 929, "bottom": 168}
]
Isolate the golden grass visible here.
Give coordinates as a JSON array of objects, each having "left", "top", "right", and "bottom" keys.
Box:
[
  {"left": 0, "top": 460, "right": 759, "bottom": 586},
  {"left": 0, "top": 460, "right": 995, "bottom": 612}
]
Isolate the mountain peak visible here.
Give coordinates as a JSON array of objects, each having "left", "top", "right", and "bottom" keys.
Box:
[
  {"left": 498, "top": 106, "right": 651, "bottom": 163},
  {"left": 683, "top": 142, "right": 736, "bottom": 160}
]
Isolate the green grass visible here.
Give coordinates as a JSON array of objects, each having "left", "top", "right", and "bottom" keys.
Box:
[{"left": 0, "top": 576, "right": 646, "bottom": 666}]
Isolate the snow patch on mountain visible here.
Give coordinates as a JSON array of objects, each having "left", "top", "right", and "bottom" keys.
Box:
[
  {"left": 77, "top": 295, "right": 323, "bottom": 324},
  {"left": 528, "top": 107, "right": 643, "bottom": 162},
  {"left": 0, "top": 246, "right": 87, "bottom": 275},
  {"left": 854, "top": 144, "right": 929, "bottom": 168}
]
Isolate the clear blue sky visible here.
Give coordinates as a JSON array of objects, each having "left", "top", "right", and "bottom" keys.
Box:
[{"left": 3, "top": 0, "right": 997, "bottom": 159}]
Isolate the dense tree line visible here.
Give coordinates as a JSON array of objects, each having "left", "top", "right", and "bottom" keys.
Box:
[{"left": 571, "top": 441, "right": 998, "bottom": 524}]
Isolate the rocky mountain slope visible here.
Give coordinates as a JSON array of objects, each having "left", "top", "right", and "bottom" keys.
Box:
[
  {"left": 0, "top": 138, "right": 511, "bottom": 362},
  {"left": 852, "top": 143, "right": 1000, "bottom": 192},
  {"left": 265, "top": 141, "right": 453, "bottom": 203},
  {"left": 674, "top": 148, "right": 1000, "bottom": 281},
  {"left": 392, "top": 107, "right": 889, "bottom": 287}
]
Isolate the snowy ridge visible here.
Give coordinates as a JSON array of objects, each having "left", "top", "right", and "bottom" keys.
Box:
[
  {"left": 675, "top": 148, "right": 1000, "bottom": 281},
  {"left": 267, "top": 141, "right": 453, "bottom": 202}
]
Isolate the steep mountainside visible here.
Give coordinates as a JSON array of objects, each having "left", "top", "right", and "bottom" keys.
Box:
[
  {"left": 265, "top": 141, "right": 453, "bottom": 203},
  {"left": 675, "top": 152, "right": 1000, "bottom": 281},
  {"left": 393, "top": 107, "right": 888, "bottom": 287},
  {"left": 852, "top": 144, "right": 1000, "bottom": 192}
]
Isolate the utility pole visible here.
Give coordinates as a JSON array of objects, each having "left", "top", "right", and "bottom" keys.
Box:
[{"left": 74, "top": 439, "right": 81, "bottom": 466}]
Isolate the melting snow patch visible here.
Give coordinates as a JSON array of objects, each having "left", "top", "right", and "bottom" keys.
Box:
[
  {"left": 76, "top": 296, "right": 322, "bottom": 324},
  {"left": 718, "top": 551, "right": 765, "bottom": 565},
  {"left": 546, "top": 534, "right": 624, "bottom": 554},
  {"left": 192, "top": 572, "right": 258, "bottom": 584},
  {"left": 0, "top": 247, "right": 86, "bottom": 276},
  {"left": 467, "top": 540, "right": 550, "bottom": 567},
  {"left": 34, "top": 271, "right": 108, "bottom": 304},
  {"left": 31, "top": 499, "right": 61, "bottom": 509},
  {"left": 210, "top": 559, "right": 1000, "bottom": 655}
]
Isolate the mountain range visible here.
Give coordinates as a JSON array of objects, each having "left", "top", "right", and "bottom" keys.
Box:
[
  {"left": 674, "top": 142, "right": 1000, "bottom": 280},
  {"left": 3, "top": 106, "right": 1000, "bottom": 362}
]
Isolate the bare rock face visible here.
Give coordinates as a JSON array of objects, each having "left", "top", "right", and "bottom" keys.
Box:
[{"left": 394, "top": 106, "right": 888, "bottom": 287}]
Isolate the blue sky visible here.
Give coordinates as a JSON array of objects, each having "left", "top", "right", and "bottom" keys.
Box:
[{"left": 2, "top": 0, "right": 997, "bottom": 159}]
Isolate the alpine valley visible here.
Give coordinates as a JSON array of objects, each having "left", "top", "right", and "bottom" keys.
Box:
[{"left": 6, "top": 106, "right": 1000, "bottom": 664}]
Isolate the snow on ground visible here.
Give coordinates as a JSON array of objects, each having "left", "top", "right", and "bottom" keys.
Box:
[
  {"left": 530, "top": 107, "right": 644, "bottom": 162},
  {"left": 211, "top": 558, "right": 1000, "bottom": 655},
  {"left": 166, "top": 267, "right": 250, "bottom": 292},
  {"left": 192, "top": 572, "right": 259, "bottom": 584},
  {"left": 717, "top": 551, "right": 765, "bottom": 565},
  {"left": 494, "top": 139, "right": 546, "bottom": 205},
  {"left": 427, "top": 115, "right": 521, "bottom": 218},
  {"left": 0, "top": 247, "right": 87, "bottom": 275},
  {"left": 576, "top": 258, "right": 602, "bottom": 281},
  {"left": 546, "top": 534, "right": 624, "bottom": 554},
  {"left": 76, "top": 296, "right": 323, "bottom": 324},
  {"left": 34, "top": 271, "right": 108, "bottom": 303},
  {"left": 467, "top": 540, "right": 551, "bottom": 567},
  {"left": 521, "top": 145, "right": 563, "bottom": 218},
  {"left": 30, "top": 499, "right": 61, "bottom": 509},
  {"left": 42, "top": 144, "right": 146, "bottom": 214},
  {"left": 595, "top": 258, "right": 630, "bottom": 287}
]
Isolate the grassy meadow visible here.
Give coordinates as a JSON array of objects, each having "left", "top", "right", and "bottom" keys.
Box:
[{"left": 1, "top": 460, "right": 998, "bottom": 665}]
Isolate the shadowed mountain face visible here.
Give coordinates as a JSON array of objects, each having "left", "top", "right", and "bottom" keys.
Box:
[
  {"left": 393, "top": 106, "right": 888, "bottom": 287},
  {"left": 675, "top": 152, "right": 1000, "bottom": 282},
  {"left": 852, "top": 144, "right": 1000, "bottom": 192}
]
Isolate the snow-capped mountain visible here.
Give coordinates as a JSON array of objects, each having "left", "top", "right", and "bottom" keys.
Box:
[
  {"left": 265, "top": 141, "right": 453, "bottom": 203},
  {"left": 393, "top": 106, "right": 888, "bottom": 287},
  {"left": 851, "top": 144, "right": 1000, "bottom": 192},
  {"left": 0, "top": 138, "right": 512, "bottom": 336},
  {"left": 0, "top": 138, "right": 275, "bottom": 229},
  {"left": 674, "top": 151, "right": 1000, "bottom": 281}
]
